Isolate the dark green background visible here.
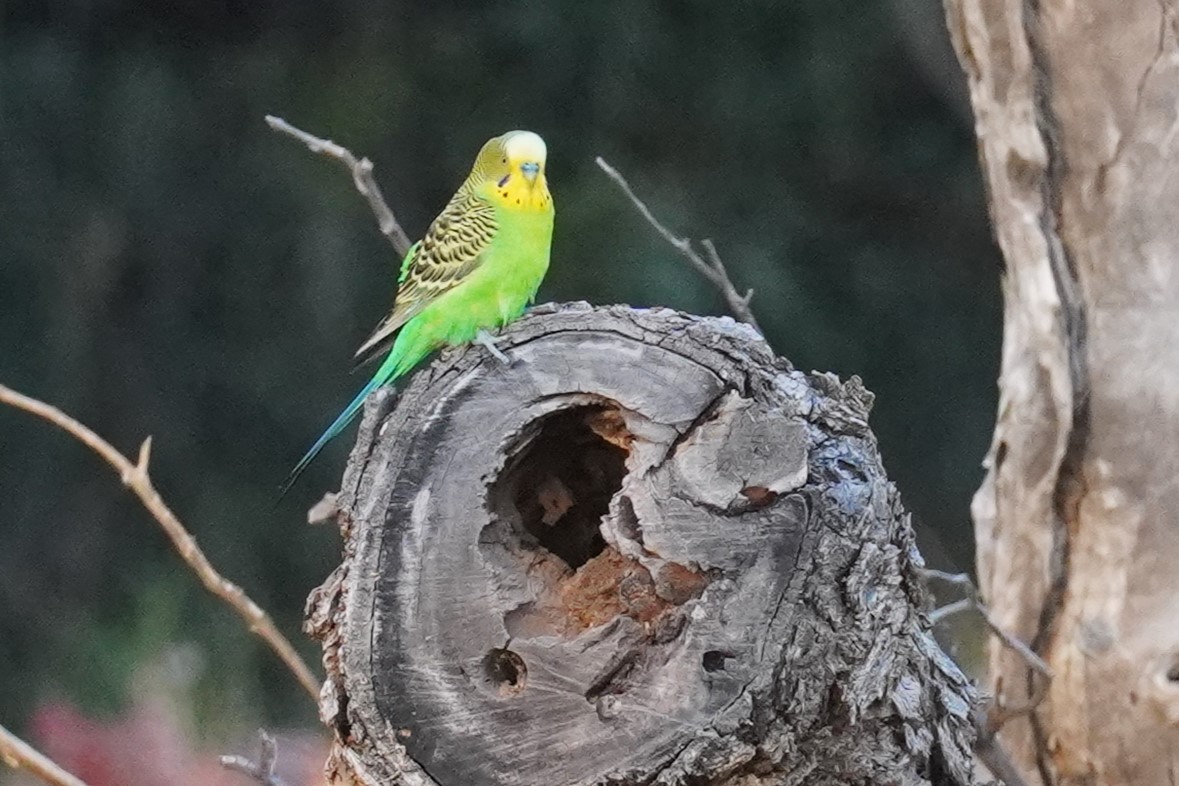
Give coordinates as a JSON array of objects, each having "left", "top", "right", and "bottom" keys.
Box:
[{"left": 0, "top": 0, "right": 999, "bottom": 733}]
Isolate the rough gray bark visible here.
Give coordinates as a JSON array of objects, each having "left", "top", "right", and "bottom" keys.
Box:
[
  {"left": 305, "top": 303, "right": 980, "bottom": 786},
  {"left": 944, "top": 0, "right": 1179, "bottom": 783}
]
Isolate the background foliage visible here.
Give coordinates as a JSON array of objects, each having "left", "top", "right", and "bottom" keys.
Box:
[{"left": 0, "top": 0, "right": 999, "bottom": 747}]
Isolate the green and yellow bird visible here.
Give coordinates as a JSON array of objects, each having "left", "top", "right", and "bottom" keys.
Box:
[{"left": 282, "top": 130, "right": 554, "bottom": 493}]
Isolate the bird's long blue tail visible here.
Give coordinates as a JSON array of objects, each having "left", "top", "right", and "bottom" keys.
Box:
[{"left": 279, "top": 375, "right": 383, "bottom": 498}]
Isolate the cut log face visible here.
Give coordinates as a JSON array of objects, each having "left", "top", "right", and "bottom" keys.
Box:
[{"left": 307, "top": 304, "right": 980, "bottom": 786}]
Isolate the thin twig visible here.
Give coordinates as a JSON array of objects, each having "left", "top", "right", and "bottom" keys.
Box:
[
  {"left": 920, "top": 568, "right": 972, "bottom": 584},
  {"left": 927, "top": 596, "right": 972, "bottom": 624},
  {"left": 0, "top": 722, "right": 92, "bottom": 786},
  {"left": 987, "top": 666, "right": 1052, "bottom": 731},
  {"left": 922, "top": 569, "right": 1052, "bottom": 680},
  {"left": 919, "top": 565, "right": 1051, "bottom": 768},
  {"left": 220, "top": 730, "right": 291, "bottom": 786},
  {"left": 595, "top": 156, "right": 763, "bottom": 334},
  {"left": 921, "top": 568, "right": 1047, "bottom": 786},
  {"left": 974, "top": 729, "right": 1032, "bottom": 786},
  {"left": 266, "top": 115, "right": 413, "bottom": 259},
  {"left": 0, "top": 384, "right": 320, "bottom": 701}
]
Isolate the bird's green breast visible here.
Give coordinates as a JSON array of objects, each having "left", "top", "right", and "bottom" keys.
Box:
[{"left": 416, "top": 204, "right": 553, "bottom": 347}]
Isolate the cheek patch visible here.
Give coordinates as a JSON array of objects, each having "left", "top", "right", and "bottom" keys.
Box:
[{"left": 498, "top": 174, "right": 511, "bottom": 188}]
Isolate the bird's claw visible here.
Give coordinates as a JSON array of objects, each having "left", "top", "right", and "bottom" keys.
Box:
[{"left": 475, "top": 329, "right": 512, "bottom": 366}]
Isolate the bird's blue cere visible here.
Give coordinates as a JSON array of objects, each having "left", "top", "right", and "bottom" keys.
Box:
[{"left": 521, "top": 161, "right": 540, "bottom": 180}]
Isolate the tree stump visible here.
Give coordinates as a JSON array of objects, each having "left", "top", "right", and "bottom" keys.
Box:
[{"left": 305, "top": 303, "right": 980, "bottom": 786}]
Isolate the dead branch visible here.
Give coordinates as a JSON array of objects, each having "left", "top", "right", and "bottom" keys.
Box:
[
  {"left": 266, "top": 115, "right": 413, "bottom": 259},
  {"left": 0, "top": 384, "right": 320, "bottom": 701},
  {"left": 922, "top": 569, "right": 1052, "bottom": 684},
  {"left": 595, "top": 156, "right": 762, "bottom": 334},
  {"left": 922, "top": 567, "right": 1051, "bottom": 786},
  {"left": 972, "top": 732, "right": 1031, "bottom": 786},
  {"left": 0, "top": 722, "right": 92, "bottom": 786},
  {"left": 220, "top": 730, "right": 291, "bottom": 786}
]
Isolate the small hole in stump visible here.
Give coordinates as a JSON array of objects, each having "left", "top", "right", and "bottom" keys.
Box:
[
  {"left": 499, "top": 406, "right": 627, "bottom": 569},
  {"left": 482, "top": 648, "right": 527, "bottom": 697},
  {"left": 702, "top": 650, "right": 733, "bottom": 672},
  {"left": 1167, "top": 662, "right": 1179, "bottom": 683}
]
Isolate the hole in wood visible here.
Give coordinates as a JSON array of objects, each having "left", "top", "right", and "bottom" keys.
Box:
[
  {"left": 480, "top": 648, "right": 528, "bottom": 697},
  {"left": 488, "top": 403, "right": 708, "bottom": 642},
  {"left": 702, "top": 649, "right": 734, "bottom": 672},
  {"left": 1167, "top": 662, "right": 1179, "bottom": 683},
  {"left": 499, "top": 406, "right": 628, "bottom": 569}
]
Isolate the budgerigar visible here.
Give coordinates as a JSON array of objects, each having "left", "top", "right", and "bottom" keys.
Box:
[{"left": 282, "top": 130, "right": 554, "bottom": 493}]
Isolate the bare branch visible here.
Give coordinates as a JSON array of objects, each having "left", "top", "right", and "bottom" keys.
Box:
[
  {"left": 0, "top": 384, "right": 320, "bottom": 701},
  {"left": 987, "top": 666, "right": 1052, "bottom": 732},
  {"left": 921, "top": 568, "right": 1047, "bottom": 786},
  {"left": 932, "top": 566, "right": 1051, "bottom": 765},
  {"left": 266, "top": 115, "right": 413, "bottom": 259},
  {"left": 927, "top": 596, "right": 972, "bottom": 624},
  {"left": 0, "top": 722, "right": 92, "bottom": 786},
  {"left": 922, "top": 569, "right": 1052, "bottom": 680},
  {"left": 920, "top": 568, "right": 974, "bottom": 585},
  {"left": 220, "top": 730, "right": 291, "bottom": 786},
  {"left": 595, "top": 157, "right": 763, "bottom": 334},
  {"left": 973, "top": 729, "right": 1032, "bottom": 786}
]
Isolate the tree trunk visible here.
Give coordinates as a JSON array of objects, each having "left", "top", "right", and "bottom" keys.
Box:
[
  {"left": 304, "top": 303, "right": 980, "bottom": 786},
  {"left": 944, "top": 0, "right": 1179, "bottom": 783}
]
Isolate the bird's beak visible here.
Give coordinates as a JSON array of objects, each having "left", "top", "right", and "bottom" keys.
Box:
[{"left": 521, "top": 161, "right": 540, "bottom": 184}]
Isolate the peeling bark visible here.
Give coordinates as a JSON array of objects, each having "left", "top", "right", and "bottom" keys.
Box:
[
  {"left": 305, "top": 304, "right": 980, "bottom": 786},
  {"left": 944, "top": 0, "right": 1179, "bottom": 783}
]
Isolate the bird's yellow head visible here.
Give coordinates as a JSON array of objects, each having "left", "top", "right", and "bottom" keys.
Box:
[{"left": 469, "top": 130, "right": 553, "bottom": 213}]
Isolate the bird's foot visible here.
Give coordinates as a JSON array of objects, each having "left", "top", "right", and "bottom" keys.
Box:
[{"left": 475, "top": 329, "right": 512, "bottom": 366}]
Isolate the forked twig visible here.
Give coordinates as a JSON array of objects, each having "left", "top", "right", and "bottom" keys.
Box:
[
  {"left": 921, "top": 568, "right": 1052, "bottom": 682},
  {"left": 266, "top": 115, "right": 413, "bottom": 259},
  {"left": 921, "top": 568, "right": 1052, "bottom": 786},
  {"left": 0, "top": 384, "right": 320, "bottom": 700},
  {"left": 0, "top": 722, "right": 92, "bottom": 786},
  {"left": 595, "top": 156, "right": 762, "bottom": 334}
]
